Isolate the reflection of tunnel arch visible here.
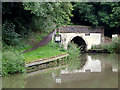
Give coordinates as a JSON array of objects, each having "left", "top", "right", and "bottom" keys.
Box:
[{"left": 71, "top": 36, "right": 87, "bottom": 51}]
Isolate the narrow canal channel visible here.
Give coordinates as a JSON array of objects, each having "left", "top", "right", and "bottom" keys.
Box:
[{"left": 2, "top": 53, "right": 119, "bottom": 88}]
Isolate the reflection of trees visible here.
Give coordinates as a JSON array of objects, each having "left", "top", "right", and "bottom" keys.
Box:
[
  {"left": 67, "top": 53, "right": 87, "bottom": 71},
  {"left": 2, "top": 74, "right": 26, "bottom": 88},
  {"left": 89, "top": 53, "right": 118, "bottom": 70}
]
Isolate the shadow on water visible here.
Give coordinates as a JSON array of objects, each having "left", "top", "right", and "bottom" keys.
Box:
[{"left": 2, "top": 53, "right": 119, "bottom": 88}]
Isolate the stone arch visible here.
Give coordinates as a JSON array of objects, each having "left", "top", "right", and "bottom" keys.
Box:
[{"left": 67, "top": 36, "right": 87, "bottom": 51}]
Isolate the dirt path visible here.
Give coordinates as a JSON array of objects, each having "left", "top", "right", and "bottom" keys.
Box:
[{"left": 22, "top": 30, "right": 56, "bottom": 53}]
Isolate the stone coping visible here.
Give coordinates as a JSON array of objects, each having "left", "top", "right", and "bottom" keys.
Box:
[
  {"left": 25, "top": 53, "right": 69, "bottom": 67},
  {"left": 60, "top": 26, "right": 104, "bottom": 33},
  {"left": 62, "top": 25, "right": 103, "bottom": 28}
]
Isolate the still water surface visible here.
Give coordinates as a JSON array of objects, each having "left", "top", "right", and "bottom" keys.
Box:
[{"left": 2, "top": 53, "right": 119, "bottom": 88}]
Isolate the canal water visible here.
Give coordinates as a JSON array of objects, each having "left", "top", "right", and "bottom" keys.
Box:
[{"left": 2, "top": 53, "right": 119, "bottom": 88}]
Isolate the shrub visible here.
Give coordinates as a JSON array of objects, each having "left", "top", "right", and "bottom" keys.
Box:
[
  {"left": 2, "top": 50, "right": 25, "bottom": 76},
  {"left": 2, "top": 22, "right": 20, "bottom": 45},
  {"left": 31, "top": 16, "right": 56, "bottom": 33},
  {"left": 91, "top": 45, "right": 103, "bottom": 50},
  {"left": 66, "top": 42, "right": 81, "bottom": 71},
  {"left": 103, "top": 37, "right": 120, "bottom": 53},
  {"left": 90, "top": 37, "right": 120, "bottom": 53}
]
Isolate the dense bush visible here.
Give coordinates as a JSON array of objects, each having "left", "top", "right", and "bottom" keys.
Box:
[
  {"left": 72, "top": 2, "right": 120, "bottom": 34},
  {"left": 91, "top": 37, "right": 120, "bottom": 53},
  {"left": 103, "top": 37, "right": 120, "bottom": 53},
  {"left": 2, "top": 50, "right": 25, "bottom": 76},
  {"left": 31, "top": 16, "right": 56, "bottom": 33},
  {"left": 2, "top": 22, "right": 20, "bottom": 45}
]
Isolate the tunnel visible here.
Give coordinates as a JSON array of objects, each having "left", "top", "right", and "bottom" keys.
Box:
[{"left": 71, "top": 36, "right": 87, "bottom": 51}]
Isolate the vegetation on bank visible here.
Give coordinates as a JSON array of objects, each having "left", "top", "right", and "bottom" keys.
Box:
[
  {"left": 2, "top": 32, "right": 65, "bottom": 76},
  {"left": 2, "top": 50, "right": 25, "bottom": 76},
  {"left": 2, "top": 2, "right": 73, "bottom": 76},
  {"left": 103, "top": 37, "right": 120, "bottom": 53},
  {"left": 2, "top": 38, "right": 81, "bottom": 76},
  {"left": 23, "top": 42, "right": 65, "bottom": 62},
  {"left": 91, "top": 37, "right": 120, "bottom": 53},
  {"left": 66, "top": 43, "right": 81, "bottom": 71}
]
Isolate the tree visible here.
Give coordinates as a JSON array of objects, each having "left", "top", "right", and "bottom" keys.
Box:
[
  {"left": 22, "top": 2, "right": 73, "bottom": 32},
  {"left": 72, "top": 2, "right": 120, "bottom": 36},
  {"left": 2, "top": 2, "right": 73, "bottom": 45}
]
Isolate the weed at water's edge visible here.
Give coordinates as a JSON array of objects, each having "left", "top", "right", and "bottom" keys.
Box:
[{"left": 66, "top": 42, "right": 82, "bottom": 71}]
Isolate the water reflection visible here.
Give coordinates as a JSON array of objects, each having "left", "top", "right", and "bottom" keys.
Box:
[
  {"left": 61, "top": 54, "right": 118, "bottom": 74},
  {"left": 54, "top": 54, "right": 118, "bottom": 88},
  {"left": 61, "top": 55, "right": 102, "bottom": 74},
  {"left": 82, "top": 56, "right": 101, "bottom": 72},
  {"left": 2, "top": 53, "right": 118, "bottom": 88},
  {"left": 90, "top": 53, "right": 118, "bottom": 73}
]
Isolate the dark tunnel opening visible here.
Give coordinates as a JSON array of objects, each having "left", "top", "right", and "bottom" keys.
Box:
[{"left": 71, "top": 36, "right": 87, "bottom": 51}]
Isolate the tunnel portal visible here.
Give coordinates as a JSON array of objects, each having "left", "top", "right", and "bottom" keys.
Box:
[{"left": 71, "top": 36, "right": 87, "bottom": 51}]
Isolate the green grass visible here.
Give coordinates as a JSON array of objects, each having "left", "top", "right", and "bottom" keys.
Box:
[
  {"left": 23, "top": 42, "right": 66, "bottom": 62},
  {"left": 3, "top": 31, "right": 66, "bottom": 63}
]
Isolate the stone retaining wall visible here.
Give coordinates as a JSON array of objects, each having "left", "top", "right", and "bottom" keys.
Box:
[{"left": 25, "top": 53, "right": 69, "bottom": 73}]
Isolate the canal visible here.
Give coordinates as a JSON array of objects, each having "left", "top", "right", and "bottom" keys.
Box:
[{"left": 2, "top": 53, "right": 119, "bottom": 88}]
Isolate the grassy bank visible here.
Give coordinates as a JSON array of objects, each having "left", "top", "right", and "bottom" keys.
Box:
[
  {"left": 2, "top": 31, "right": 66, "bottom": 76},
  {"left": 3, "top": 31, "right": 66, "bottom": 62},
  {"left": 23, "top": 42, "right": 65, "bottom": 62},
  {"left": 2, "top": 32, "right": 81, "bottom": 76}
]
